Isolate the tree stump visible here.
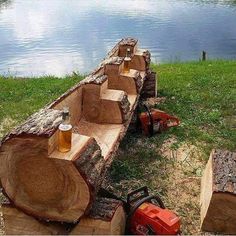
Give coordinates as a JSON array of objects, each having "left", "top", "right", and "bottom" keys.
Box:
[
  {"left": 0, "top": 37, "right": 156, "bottom": 224},
  {"left": 200, "top": 149, "right": 236, "bottom": 234}
]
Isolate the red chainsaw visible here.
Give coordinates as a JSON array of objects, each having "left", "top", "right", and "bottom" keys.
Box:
[
  {"left": 99, "top": 187, "right": 181, "bottom": 235},
  {"left": 126, "top": 187, "right": 180, "bottom": 235},
  {"left": 138, "top": 104, "right": 180, "bottom": 136}
]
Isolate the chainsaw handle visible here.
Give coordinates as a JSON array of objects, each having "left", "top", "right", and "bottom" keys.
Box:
[
  {"left": 125, "top": 195, "right": 165, "bottom": 234},
  {"left": 127, "top": 186, "right": 149, "bottom": 206},
  {"left": 144, "top": 104, "right": 154, "bottom": 136},
  {"left": 166, "top": 116, "right": 180, "bottom": 128}
]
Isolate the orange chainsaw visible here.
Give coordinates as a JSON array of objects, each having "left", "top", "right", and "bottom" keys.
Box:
[
  {"left": 99, "top": 187, "right": 181, "bottom": 235},
  {"left": 139, "top": 104, "right": 180, "bottom": 136},
  {"left": 126, "top": 187, "right": 180, "bottom": 235}
]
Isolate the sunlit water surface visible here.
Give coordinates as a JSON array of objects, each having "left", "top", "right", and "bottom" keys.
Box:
[{"left": 0, "top": 0, "right": 236, "bottom": 76}]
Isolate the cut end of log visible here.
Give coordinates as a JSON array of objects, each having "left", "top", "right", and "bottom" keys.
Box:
[
  {"left": 0, "top": 136, "right": 101, "bottom": 222},
  {"left": 2, "top": 204, "right": 69, "bottom": 235}
]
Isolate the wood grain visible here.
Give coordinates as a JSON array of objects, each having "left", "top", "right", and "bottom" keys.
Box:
[{"left": 2, "top": 205, "right": 68, "bottom": 235}]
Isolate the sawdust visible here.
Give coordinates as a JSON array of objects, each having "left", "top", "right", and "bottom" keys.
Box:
[
  {"left": 144, "top": 96, "right": 166, "bottom": 107},
  {"left": 157, "top": 139, "right": 205, "bottom": 234}
]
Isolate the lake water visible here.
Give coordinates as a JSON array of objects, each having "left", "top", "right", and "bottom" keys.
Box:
[{"left": 0, "top": 0, "right": 236, "bottom": 77}]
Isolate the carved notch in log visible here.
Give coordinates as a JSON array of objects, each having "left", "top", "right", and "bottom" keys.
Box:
[
  {"left": 0, "top": 38, "right": 156, "bottom": 224},
  {"left": 200, "top": 149, "right": 236, "bottom": 234}
]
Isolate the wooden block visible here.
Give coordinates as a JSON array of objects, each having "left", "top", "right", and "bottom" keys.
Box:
[
  {"left": 118, "top": 38, "right": 138, "bottom": 57},
  {"left": 52, "top": 87, "right": 83, "bottom": 126},
  {"left": 119, "top": 69, "right": 140, "bottom": 95},
  {"left": 82, "top": 83, "right": 130, "bottom": 124},
  {"left": 104, "top": 57, "right": 124, "bottom": 80},
  {"left": 108, "top": 69, "right": 142, "bottom": 97},
  {"left": 200, "top": 149, "right": 236, "bottom": 234},
  {"left": 141, "top": 71, "right": 157, "bottom": 98},
  {"left": 100, "top": 89, "right": 128, "bottom": 124},
  {"left": 130, "top": 48, "right": 150, "bottom": 71},
  {"left": 2, "top": 205, "right": 68, "bottom": 235},
  {"left": 70, "top": 197, "right": 126, "bottom": 235}
]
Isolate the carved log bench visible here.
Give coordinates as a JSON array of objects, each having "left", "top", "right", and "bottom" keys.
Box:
[{"left": 0, "top": 38, "right": 156, "bottom": 226}]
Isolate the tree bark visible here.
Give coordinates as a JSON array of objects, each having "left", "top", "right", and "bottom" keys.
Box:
[
  {"left": 141, "top": 70, "right": 157, "bottom": 99},
  {"left": 70, "top": 197, "right": 126, "bottom": 235}
]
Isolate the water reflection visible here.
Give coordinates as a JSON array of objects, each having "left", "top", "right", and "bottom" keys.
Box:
[{"left": 0, "top": 0, "right": 236, "bottom": 76}]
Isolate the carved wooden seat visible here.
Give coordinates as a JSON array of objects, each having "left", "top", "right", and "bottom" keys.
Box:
[{"left": 0, "top": 38, "right": 156, "bottom": 226}]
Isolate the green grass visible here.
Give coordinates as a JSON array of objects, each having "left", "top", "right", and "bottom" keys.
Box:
[
  {"left": 108, "top": 60, "right": 236, "bottom": 191},
  {"left": 0, "top": 74, "right": 83, "bottom": 138},
  {"left": 152, "top": 60, "right": 236, "bottom": 153}
]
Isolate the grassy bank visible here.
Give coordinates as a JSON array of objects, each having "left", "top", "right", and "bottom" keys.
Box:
[
  {"left": 153, "top": 60, "right": 236, "bottom": 151},
  {"left": 0, "top": 74, "right": 83, "bottom": 138},
  {"left": 0, "top": 60, "right": 236, "bottom": 234}
]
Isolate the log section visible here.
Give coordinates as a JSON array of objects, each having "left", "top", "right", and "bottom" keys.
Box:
[
  {"left": 141, "top": 70, "right": 157, "bottom": 98},
  {"left": 200, "top": 149, "right": 236, "bottom": 234},
  {"left": 70, "top": 198, "right": 126, "bottom": 235},
  {"left": 2, "top": 205, "right": 69, "bottom": 235},
  {"left": 0, "top": 130, "right": 104, "bottom": 222},
  {"left": 1, "top": 195, "right": 69, "bottom": 235}
]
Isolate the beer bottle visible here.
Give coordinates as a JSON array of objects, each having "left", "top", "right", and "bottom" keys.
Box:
[
  {"left": 58, "top": 107, "right": 72, "bottom": 153},
  {"left": 123, "top": 48, "right": 131, "bottom": 73}
]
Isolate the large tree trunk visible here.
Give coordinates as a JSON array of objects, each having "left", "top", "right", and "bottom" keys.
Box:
[
  {"left": 0, "top": 38, "right": 156, "bottom": 223},
  {"left": 200, "top": 149, "right": 236, "bottom": 234}
]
